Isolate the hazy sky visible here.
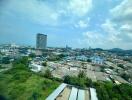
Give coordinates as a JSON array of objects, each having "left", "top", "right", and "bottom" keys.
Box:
[{"left": 0, "top": 0, "right": 132, "bottom": 49}]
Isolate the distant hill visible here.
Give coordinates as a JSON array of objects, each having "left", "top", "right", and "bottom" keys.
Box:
[
  {"left": 108, "top": 48, "right": 132, "bottom": 56},
  {"left": 92, "top": 48, "right": 104, "bottom": 51},
  {"left": 109, "top": 48, "right": 123, "bottom": 51}
]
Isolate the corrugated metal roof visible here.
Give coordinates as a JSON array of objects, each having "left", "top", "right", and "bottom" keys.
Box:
[
  {"left": 90, "top": 88, "right": 98, "bottom": 100},
  {"left": 69, "top": 87, "right": 78, "bottom": 100},
  {"left": 46, "top": 83, "right": 67, "bottom": 100},
  {"left": 77, "top": 89, "right": 85, "bottom": 100}
]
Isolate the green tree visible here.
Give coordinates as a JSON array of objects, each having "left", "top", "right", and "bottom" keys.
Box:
[
  {"left": 58, "top": 54, "right": 65, "bottom": 58},
  {"left": 32, "top": 92, "right": 39, "bottom": 100},
  {"left": 87, "top": 59, "right": 91, "bottom": 62},
  {"left": 2, "top": 57, "right": 10, "bottom": 64},
  {"left": 14, "top": 57, "right": 29, "bottom": 66},
  {"left": 44, "top": 69, "right": 52, "bottom": 79},
  {"left": 121, "top": 73, "right": 130, "bottom": 81},
  {"left": 64, "top": 75, "right": 71, "bottom": 84},
  {"left": 42, "top": 61, "right": 47, "bottom": 67},
  {"left": 117, "top": 64, "right": 124, "bottom": 69},
  {"left": 69, "top": 76, "right": 79, "bottom": 86},
  {"left": 85, "top": 78, "right": 92, "bottom": 87},
  {"left": 20, "top": 57, "right": 29, "bottom": 65},
  {"left": 29, "top": 53, "right": 36, "bottom": 58},
  {"left": 78, "top": 78, "right": 85, "bottom": 87},
  {"left": 78, "top": 70, "right": 86, "bottom": 78}
]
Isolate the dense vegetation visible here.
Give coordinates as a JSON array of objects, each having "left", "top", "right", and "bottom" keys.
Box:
[
  {"left": 47, "top": 54, "right": 65, "bottom": 61},
  {"left": 0, "top": 57, "right": 59, "bottom": 100},
  {"left": 64, "top": 71, "right": 132, "bottom": 100},
  {"left": 1, "top": 56, "right": 10, "bottom": 64},
  {"left": 94, "top": 81, "right": 132, "bottom": 100},
  {"left": 64, "top": 71, "right": 92, "bottom": 88}
]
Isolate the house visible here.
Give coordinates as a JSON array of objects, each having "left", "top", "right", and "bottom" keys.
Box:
[
  {"left": 29, "top": 63, "right": 43, "bottom": 72},
  {"left": 91, "top": 56, "right": 104, "bottom": 65}
]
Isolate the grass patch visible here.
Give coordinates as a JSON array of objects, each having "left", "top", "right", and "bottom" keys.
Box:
[{"left": 0, "top": 62, "right": 59, "bottom": 100}]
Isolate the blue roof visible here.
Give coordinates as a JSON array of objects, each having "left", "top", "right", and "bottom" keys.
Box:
[
  {"left": 77, "top": 89, "right": 85, "bottom": 100},
  {"left": 69, "top": 87, "right": 78, "bottom": 100},
  {"left": 46, "top": 83, "right": 67, "bottom": 100},
  {"left": 91, "top": 56, "right": 104, "bottom": 62}
]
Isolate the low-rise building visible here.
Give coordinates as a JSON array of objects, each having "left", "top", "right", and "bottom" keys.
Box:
[{"left": 29, "top": 63, "right": 43, "bottom": 72}]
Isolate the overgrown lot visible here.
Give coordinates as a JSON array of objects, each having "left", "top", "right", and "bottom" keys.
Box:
[{"left": 0, "top": 57, "right": 59, "bottom": 100}]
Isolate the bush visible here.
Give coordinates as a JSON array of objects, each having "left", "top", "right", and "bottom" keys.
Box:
[
  {"left": 0, "top": 65, "right": 2, "bottom": 68},
  {"left": 0, "top": 56, "right": 59, "bottom": 100},
  {"left": 29, "top": 53, "right": 36, "bottom": 58},
  {"left": 78, "top": 70, "right": 86, "bottom": 78},
  {"left": 31, "top": 92, "right": 40, "bottom": 100},
  {"left": 95, "top": 82, "right": 132, "bottom": 100},
  {"left": 85, "top": 78, "right": 92, "bottom": 87},
  {"left": 87, "top": 59, "right": 91, "bottom": 62},
  {"left": 42, "top": 61, "right": 47, "bottom": 66},
  {"left": 43, "top": 69, "right": 52, "bottom": 79},
  {"left": 13, "top": 57, "right": 29, "bottom": 66},
  {"left": 64, "top": 75, "right": 71, "bottom": 84},
  {"left": 12, "top": 70, "right": 32, "bottom": 82},
  {"left": 121, "top": 73, "right": 130, "bottom": 81},
  {"left": 117, "top": 64, "right": 124, "bottom": 69},
  {"left": 2, "top": 57, "right": 10, "bottom": 64},
  {"left": 64, "top": 72, "right": 92, "bottom": 88},
  {"left": 52, "top": 77, "right": 63, "bottom": 82}
]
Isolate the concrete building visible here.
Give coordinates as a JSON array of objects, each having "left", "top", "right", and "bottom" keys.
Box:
[
  {"left": 36, "top": 33, "right": 47, "bottom": 49},
  {"left": 29, "top": 63, "right": 43, "bottom": 72}
]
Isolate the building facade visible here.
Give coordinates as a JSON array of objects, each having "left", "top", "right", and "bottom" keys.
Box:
[{"left": 36, "top": 33, "right": 47, "bottom": 49}]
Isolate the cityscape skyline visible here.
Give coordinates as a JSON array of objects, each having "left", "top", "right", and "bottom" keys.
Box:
[{"left": 0, "top": 0, "right": 132, "bottom": 49}]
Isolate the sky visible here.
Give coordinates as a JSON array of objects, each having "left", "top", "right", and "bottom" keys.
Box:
[{"left": 0, "top": 0, "right": 132, "bottom": 49}]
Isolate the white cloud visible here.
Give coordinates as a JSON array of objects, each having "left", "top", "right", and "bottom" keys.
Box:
[
  {"left": 101, "top": 19, "right": 118, "bottom": 35},
  {"left": 75, "top": 18, "right": 90, "bottom": 28},
  {"left": 0, "top": 0, "right": 60, "bottom": 26},
  {"left": 100, "top": 0, "right": 132, "bottom": 49},
  {"left": 110, "top": 0, "right": 132, "bottom": 32},
  {"left": 120, "top": 24, "right": 132, "bottom": 32},
  {"left": 68, "top": 0, "right": 92, "bottom": 16},
  {"left": 75, "top": 0, "right": 132, "bottom": 49},
  {"left": 77, "top": 31, "right": 105, "bottom": 48},
  {"left": 0, "top": 0, "right": 93, "bottom": 26},
  {"left": 110, "top": 0, "right": 132, "bottom": 22},
  {"left": 78, "top": 20, "right": 88, "bottom": 28},
  {"left": 101, "top": 19, "right": 121, "bottom": 42}
]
